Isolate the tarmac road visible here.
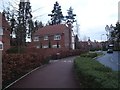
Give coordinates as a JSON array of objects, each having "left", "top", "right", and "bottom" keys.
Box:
[{"left": 96, "top": 51, "right": 120, "bottom": 71}]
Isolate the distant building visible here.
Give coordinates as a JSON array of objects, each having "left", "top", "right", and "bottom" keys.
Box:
[
  {"left": 89, "top": 41, "right": 102, "bottom": 51},
  {"left": 77, "top": 41, "right": 89, "bottom": 51},
  {"left": 75, "top": 40, "right": 101, "bottom": 51},
  {"left": 30, "top": 24, "right": 74, "bottom": 50},
  {"left": 0, "top": 12, "right": 10, "bottom": 52}
]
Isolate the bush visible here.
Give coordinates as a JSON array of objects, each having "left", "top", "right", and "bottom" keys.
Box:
[
  {"left": 6, "top": 46, "right": 25, "bottom": 54},
  {"left": 2, "top": 53, "right": 45, "bottom": 88},
  {"left": 74, "top": 57, "right": 119, "bottom": 88},
  {"left": 2, "top": 49, "right": 86, "bottom": 89},
  {"left": 80, "top": 52, "right": 97, "bottom": 58}
]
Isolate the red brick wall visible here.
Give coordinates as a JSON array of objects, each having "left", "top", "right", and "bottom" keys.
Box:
[
  {"left": 29, "top": 24, "right": 72, "bottom": 50},
  {"left": 64, "top": 27, "right": 71, "bottom": 49},
  {"left": 2, "top": 28, "right": 10, "bottom": 52},
  {"left": 30, "top": 33, "right": 68, "bottom": 50},
  {"left": 0, "top": 12, "right": 11, "bottom": 52}
]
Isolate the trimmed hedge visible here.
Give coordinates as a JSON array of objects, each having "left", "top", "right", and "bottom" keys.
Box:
[
  {"left": 74, "top": 56, "right": 119, "bottom": 88},
  {"left": 2, "top": 53, "right": 46, "bottom": 88},
  {"left": 2, "top": 49, "right": 86, "bottom": 88},
  {"left": 6, "top": 47, "right": 25, "bottom": 54},
  {"left": 80, "top": 52, "right": 98, "bottom": 58}
]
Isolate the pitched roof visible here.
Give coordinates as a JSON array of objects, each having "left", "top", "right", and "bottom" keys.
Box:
[{"left": 34, "top": 24, "right": 69, "bottom": 36}]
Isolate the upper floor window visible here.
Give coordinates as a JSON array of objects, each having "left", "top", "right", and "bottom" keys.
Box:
[
  {"left": 54, "top": 35, "right": 61, "bottom": 40},
  {"left": 34, "top": 36, "right": 39, "bottom": 42},
  {"left": 0, "top": 27, "right": 3, "bottom": 35},
  {"left": 44, "top": 35, "right": 48, "bottom": 40},
  {"left": 0, "top": 41, "right": 3, "bottom": 50}
]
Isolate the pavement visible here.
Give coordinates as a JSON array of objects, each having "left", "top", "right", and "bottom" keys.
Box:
[{"left": 7, "top": 56, "right": 80, "bottom": 88}]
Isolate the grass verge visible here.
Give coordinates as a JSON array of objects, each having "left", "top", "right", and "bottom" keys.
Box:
[{"left": 74, "top": 53, "right": 119, "bottom": 88}]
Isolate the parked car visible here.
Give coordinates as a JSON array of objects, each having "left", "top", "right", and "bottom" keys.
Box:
[{"left": 107, "top": 49, "right": 113, "bottom": 53}]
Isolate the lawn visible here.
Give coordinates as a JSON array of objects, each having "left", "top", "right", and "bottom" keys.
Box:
[{"left": 74, "top": 52, "right": 119, "bottom": 88}]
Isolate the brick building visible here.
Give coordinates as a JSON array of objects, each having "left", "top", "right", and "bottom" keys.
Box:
[
  {"left": 0, "top": 12, "right": 10, "bottom": 52},
  {"left": 30, "top": 24, "right": 74, "bottom": 50},
  {"left": 76, "top": 40, "right": 101, "bottom": 51}
]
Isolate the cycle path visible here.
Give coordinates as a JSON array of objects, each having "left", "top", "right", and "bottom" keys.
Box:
[{"left": 8, "top": 56, "right": 80, "bottom": 88}]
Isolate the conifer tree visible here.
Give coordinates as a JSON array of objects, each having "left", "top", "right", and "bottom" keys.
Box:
[
  {"left": 114, "top": 22, "right": 120, "bottom": 50},
  {"left": 16, "top": 0, "right": 33, "bottom": 46},
  {"left": 66, "top": 7, "right": 76, "bottom": 24},
  {"left": 48, "top": 1, "right": 64, "bottom": 25}
]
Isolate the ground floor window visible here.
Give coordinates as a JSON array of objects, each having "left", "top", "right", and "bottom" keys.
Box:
[
  {"left": 36, "top": 45, "right": 40, "bottom": 49},
  {"left": 43, "top": 45, "right": 49, "bottom": 48},
  {"left": 52, "top": 45, "right": 61, "bottom": 48}
]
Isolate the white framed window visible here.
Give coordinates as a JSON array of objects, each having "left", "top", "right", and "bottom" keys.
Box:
[
  {"left": 36, "top": 45, "right": 40, "bottom": 49},
  {"left": 0, "top": 41, "right": 3, "bottom": 50},
  {"left": 54, "top": 35, "right": 61, "bottom": 40},
  {"left": 0, "top": 27, "right": 3, "bottom": 35},
  {"left": 44, "top": 35, "right": 48, "bottom": 40},
  {"left": 34, "top": 36, "right": 39, "bottom": 42},
  {"left": 52, "top": 45, "right": 61, "bottom": 48},
  {"left": 43, "top": 45, "right": 48, "bottom": 48}
]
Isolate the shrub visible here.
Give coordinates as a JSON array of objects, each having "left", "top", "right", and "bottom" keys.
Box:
[
  {"left": 2, "top": 53, "right": 45, "bottom": 88},
  {"left": 80, "top": 52, "right": 98, "bottom": 58},
  {"left": 2, "top": 49, "right": 86, "bottom": 88},
  {"left": 6, "top": 47, "right": 25, "bottom": 54}
]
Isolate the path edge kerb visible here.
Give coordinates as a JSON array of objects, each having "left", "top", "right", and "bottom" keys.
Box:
[
  {"left": 93, "top": 52, "right": 105, "bottom": 60},
  {"left": 3, "top": 63, "right": 48, "bottom": 90}
]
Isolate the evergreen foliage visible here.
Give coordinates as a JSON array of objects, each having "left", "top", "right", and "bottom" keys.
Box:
[
  {"left": 48, "top": 1, "right": 64, "bottom": 25},
  {"left": 66, "top": 7, "right": 76, "bottom": 24}
]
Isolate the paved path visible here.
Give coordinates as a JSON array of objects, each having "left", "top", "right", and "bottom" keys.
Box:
[{"left": 9, "top": 56, "right": 80, "bottom": 88}]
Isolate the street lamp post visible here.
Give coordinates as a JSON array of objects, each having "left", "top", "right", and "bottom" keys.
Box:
[{"left": 101, "top": 34, "right": 104, "bottom": 51}]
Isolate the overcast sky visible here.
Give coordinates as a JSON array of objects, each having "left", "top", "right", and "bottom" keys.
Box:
[{"left": 0, "top": 0, "right": 119, "bottom": 41}]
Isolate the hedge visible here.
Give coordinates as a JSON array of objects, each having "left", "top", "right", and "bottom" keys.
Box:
[
  {"left": 2, "top": 53, "right": 46, "bottom": 88},
  {"left": 2, "top": 49, "right": 87, "bottom": 88}
]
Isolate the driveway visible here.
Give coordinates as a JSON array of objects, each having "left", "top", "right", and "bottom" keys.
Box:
[{"left": 8, "top": 56, "right": 80, "bottom": 88}]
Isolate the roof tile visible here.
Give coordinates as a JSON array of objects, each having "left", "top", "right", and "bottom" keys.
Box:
[{"left": 34, "top": 24, "right": 69, "bottom": 36}]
